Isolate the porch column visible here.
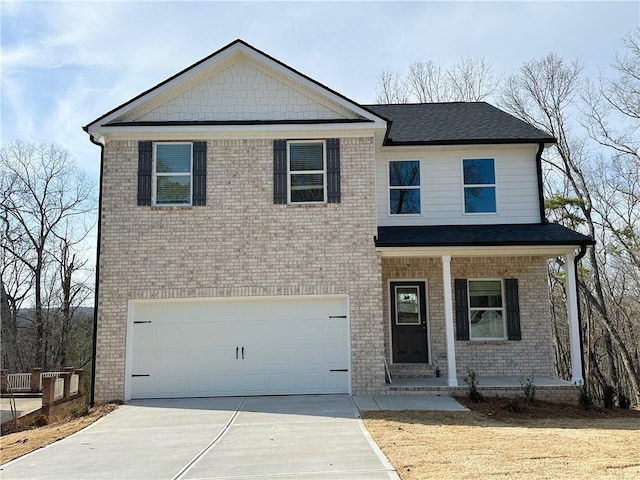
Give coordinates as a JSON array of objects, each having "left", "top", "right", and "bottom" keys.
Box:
[
  {"left": 565, "top": 252, "right": 584, "bottom": 385},
  {"left": 442, "top": 255, "right": 458, "bottom": 386}
]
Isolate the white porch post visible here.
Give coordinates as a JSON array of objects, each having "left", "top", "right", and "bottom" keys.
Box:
[
  {"left": 442, "top": 255, "right": 458, "bottom": 386},
  {"left": 565, "top": 252, "right": 584, "bottom": 385}
]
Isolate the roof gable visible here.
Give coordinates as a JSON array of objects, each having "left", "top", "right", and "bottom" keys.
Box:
[{"left": 85, "top": 39, "right": 385, "bottom": 135}]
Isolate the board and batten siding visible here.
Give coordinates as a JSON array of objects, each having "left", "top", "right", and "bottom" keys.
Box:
[{"left": 376, "top": 145, "right": 542, "bottom": 226}]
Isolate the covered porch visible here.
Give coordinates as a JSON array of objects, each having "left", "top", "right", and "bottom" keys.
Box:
[{"left": 375, "top": 223, "right": 595, "bottom": 392}]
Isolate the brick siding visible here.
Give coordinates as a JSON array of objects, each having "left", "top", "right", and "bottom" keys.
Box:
[
  {"left": 382, "top": 256, "right": 555, "bottom": 378},
  {"left": 95, "top": 137, "right": 384, "bottom": 403}
]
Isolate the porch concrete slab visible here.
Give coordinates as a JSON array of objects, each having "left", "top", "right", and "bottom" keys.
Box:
[
  {"left": 353, "top": 395, "right": 468, "bottom": 411},
  {"left": 0, "top": 397, "right": 42, "bottom": 425},
  {"left": 0, "top": 395, "right": 399, "bottom": 480},
  {"left": 387, "top": 375, "right": 573, "bottom": 388}
]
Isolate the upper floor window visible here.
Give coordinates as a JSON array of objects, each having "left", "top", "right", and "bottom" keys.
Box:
[
  {"left": 463, "top": 158, "right": 496, "bottom": 214},
  {"left": 288, "top": 141, "right": 326, "bottom": 204},
  {"left": 389, "top": 160, "right": 421, "bottom": 215},
  {"left": 154, "top": 143, "right": 192, "bottom": 206}
]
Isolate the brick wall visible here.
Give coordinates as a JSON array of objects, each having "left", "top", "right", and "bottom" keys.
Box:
[
  {"left": 382, "top": 256, "right": 555, "bottom": 378},
  {"left": 95, "top": 137, "right": 384, "bottom": 403}
]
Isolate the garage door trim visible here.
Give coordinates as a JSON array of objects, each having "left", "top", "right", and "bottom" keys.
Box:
[{"left": 124, "top": 294, "right": 351, "bottom": 400}]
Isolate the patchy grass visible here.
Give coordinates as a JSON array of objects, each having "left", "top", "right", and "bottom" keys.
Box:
[
  {"left": 0, "top": 403, "right": 118, "bottom": 465},
  {"left": 363, "top": 397, "right": 640, "bottom": 480}
]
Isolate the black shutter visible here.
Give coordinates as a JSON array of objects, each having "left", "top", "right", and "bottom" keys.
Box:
[
  {"left": 137, "top": 141, "right": 152, "bottom": 206},
  {"left": 454, "top": 279, "right": 470, "bottom": 341},
  {"left": 273, "top": 139, "right": 287, "bottom": 204},
  {"left": 192, "top": 141, "right": 207, "bottom": 206},
  {"left": 505, "top": 278, "right": 522, "bottom": 340},
  {"left": 326, "top": 138, "right": 341, "bottom": 203}
]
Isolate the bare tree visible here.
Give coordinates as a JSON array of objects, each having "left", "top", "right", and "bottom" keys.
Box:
[
  {"left": 375, "top": 70, "right": 410, "bottom": 104},
  {"left": 501, "top": 50, "right": 640, "bottom": 404},
  {"left": 407, "top": 61, "right": 451, "bottom": 102},
  {"left": 0, "top": 140, "right": 95, "bottom": 370},
  {"left": 376, "top": 57, "right": 500, "bottom": 104}
]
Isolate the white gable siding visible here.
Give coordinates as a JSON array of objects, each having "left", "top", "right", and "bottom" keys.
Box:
[
  {"left": 376, "top": 145, "right": 542, "bottom": 226},
  {"left": 134, "top": 60, "right": 351, "bottom": 122}
]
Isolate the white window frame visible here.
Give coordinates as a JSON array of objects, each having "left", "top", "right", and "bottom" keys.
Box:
[
  {"left": 153, "top": 142, "right": 193, "bottom": 207},
  {"left": 388, "top": 159, "right": 421, "bottom": 216},
  {"left": 287, "top": 140, "right": 327, "bottom": 205},
  {"left": 468, "top": 278, "right": 507, "bottom": 341},
  {"left": 461, "top": 158, "right": 497, "bottom": 215}
]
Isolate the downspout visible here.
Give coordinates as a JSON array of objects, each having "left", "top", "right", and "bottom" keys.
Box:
[
  {"left": 88, "top": 133, "right": 105, "bottom": 406},
  {"left": 574, "top": 244, "right": 588, "bottom": 382},
  {"left": 535, "top": 142, "right": 548, "bottom": 224}
]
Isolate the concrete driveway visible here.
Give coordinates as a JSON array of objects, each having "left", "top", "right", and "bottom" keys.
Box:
[{"left": 0, "top": 395, "right": 399, "bottom": 479}]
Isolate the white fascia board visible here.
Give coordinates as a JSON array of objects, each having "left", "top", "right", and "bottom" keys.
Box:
[
  {"left": 377, "top": 245, "right": 578, "bottom": 258},
  {"left": 93, "top": 123, "right": 386, "bottom": 140},
  {"left": 86, "top": 42, "right": 387, "bottom": 134},
  {"left": 86, "top": 47, "right": 241, "bottom": 132},
  {"left": 240, "top": 46, "right": 385, "bottom": 125}
]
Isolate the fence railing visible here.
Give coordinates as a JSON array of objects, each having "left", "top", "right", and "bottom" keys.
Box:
[
  {"left": 40, "top": 372, "right": 64, "bottom": 390},
  {"left": 53, "top": 378, "right": 64, "bottom": 401},
  {"left": 7, "top": 373, "right": 31, "bottom": 392},
  {"left": 70, "top": 374, "right": 79, "bottom": 396},
  {"left": 3, "top": 370, "right": 78, "bottom": 394}
]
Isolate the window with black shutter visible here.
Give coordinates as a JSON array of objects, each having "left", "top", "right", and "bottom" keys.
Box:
[
  {"left": 137, "top": 141, "right": 207, "bottom": 207},
  {"left": 273, "top": 138, "right": 340, "bottom": 204}
]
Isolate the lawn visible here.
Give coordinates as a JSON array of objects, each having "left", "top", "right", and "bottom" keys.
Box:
[
  {"left": 0, "top": 403, "right": 118, "bottom": 465},
  {"left": 363, "top": 397, "right": 640, "bottom": 480}
]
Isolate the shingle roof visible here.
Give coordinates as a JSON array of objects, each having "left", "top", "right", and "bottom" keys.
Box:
[
  {"left": 375, "top": 223, "right": 594, "bottom": 248},
  {"left": 364, "top": 102, "right": 556, "bottom": 145}
]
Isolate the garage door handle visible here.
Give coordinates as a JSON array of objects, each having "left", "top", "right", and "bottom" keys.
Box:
[
  {"left": 329, "top": 315, "right": 347, "bottom": 318},
  {"left": 241, "top": 347, "right": 245, "bottom": 359},
  {"left": 236, "top": 346, "right": 239, "bottom": 359}
]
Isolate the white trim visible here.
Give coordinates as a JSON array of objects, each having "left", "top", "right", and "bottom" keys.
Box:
[
  {"left": 152, "top": 142, "right": 193, "bottom": 207},
  {"left": 441, "top": 255, "right": 458, "bottom": 386},
  {"left": 467, "top": 278, "right": 507, "bottom": 341},
  {"left": 387, "top": 278, "right": 431, "bottom": 365},
  {"left": 377, "top": 244, "right": 580, "bottom": 258},
  {"left": 86, "top": 42, "right": 388, "bottom": 134},
  {"left": 287, "top": 140, "right": 327, "bottom": 205},
  {"left": 565, "top": 252, "right": 584, "bottom": 385},
  {"left": 387, "top": 159, "right": 422, "bottom": 216},
  {"left": 461, "top": 157, "right": 498, "bottom": 215},
  {"left": 124, "top": 300, "right": 134, "bottom": 402},
  {"left": 124, "top": 293, "right": 351, "bottom": 399}
]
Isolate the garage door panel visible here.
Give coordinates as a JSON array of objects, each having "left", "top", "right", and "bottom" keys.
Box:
[{"left": 130, "top": 296, "right": 349, "bottom": 399}]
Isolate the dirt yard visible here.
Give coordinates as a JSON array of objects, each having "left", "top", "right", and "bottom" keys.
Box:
[
  {"left": 363, "top": 397, "right": 640, "bottom": 480},
  {"left": 0, "top": 403, "right": 118, "bottom": 465}
]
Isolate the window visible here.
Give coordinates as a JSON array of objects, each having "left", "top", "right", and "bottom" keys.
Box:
[
  {"left": 394, "top": 285, "right": 421, "bottom": 325},
  {"left": 288, "top": 141, "right": 326, "bottom": 203},
  {"left": 389, "top": 160, "right": 420, "bottom": 214},
  {"left": 463, "top": 158, "right": 496, "bottom": 213},
  {"left": 154, "top": 143, "right": 192, "bottom": 206},
  {"left": 468, "top": 280, "right": 505, "bottom": 339}
]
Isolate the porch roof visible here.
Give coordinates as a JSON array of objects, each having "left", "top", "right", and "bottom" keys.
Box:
[{"left": 375, "top": 223, "right": 595, "bottom": 248}]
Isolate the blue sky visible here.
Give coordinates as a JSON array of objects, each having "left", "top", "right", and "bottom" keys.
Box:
[{"left": 1, "top": 0, "right": 638, "bottom": 177}]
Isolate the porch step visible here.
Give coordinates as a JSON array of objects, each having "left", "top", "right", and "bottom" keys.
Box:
[{"left": 388, "top": 364, "right": 441, "bottom": 379}]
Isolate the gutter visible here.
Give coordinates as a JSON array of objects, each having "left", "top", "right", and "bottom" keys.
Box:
[
  {"left": 88, "top": 134, "right": 105, "bottom": 407},
  {"left": 574, "top": 243, "right": 588, "bottom": 382},
  {"left": 536, "top": 142, "right": 548, "bottom": 224}
]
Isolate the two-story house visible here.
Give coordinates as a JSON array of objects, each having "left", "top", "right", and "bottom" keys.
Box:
[{"left": 84, "top": 40, "right": 593, "bottom": 404}]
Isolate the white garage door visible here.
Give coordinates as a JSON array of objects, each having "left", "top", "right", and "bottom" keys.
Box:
[{"left": 128, "top": 296, "right": 349, "bottom": 399}]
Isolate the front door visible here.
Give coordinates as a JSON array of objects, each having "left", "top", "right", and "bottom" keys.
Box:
[{"left": 391, "top": 281, "right": 428, "bottom": 363}]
